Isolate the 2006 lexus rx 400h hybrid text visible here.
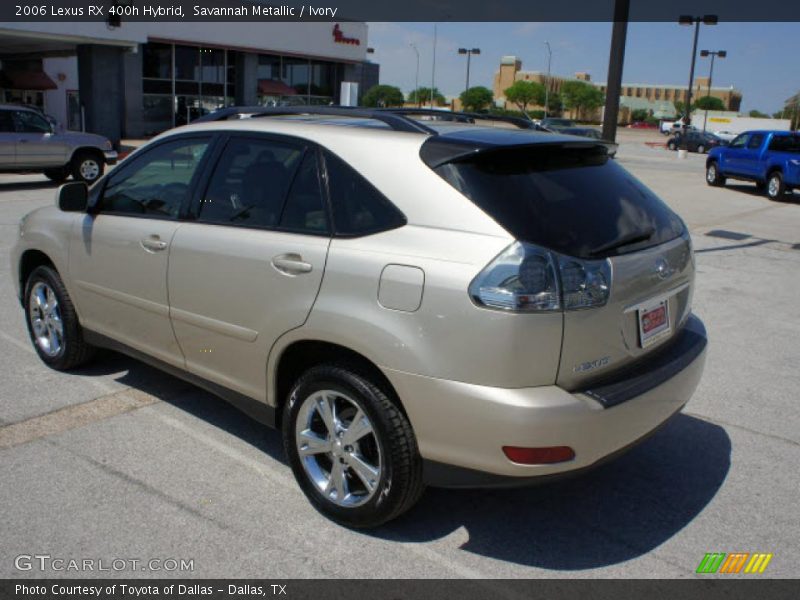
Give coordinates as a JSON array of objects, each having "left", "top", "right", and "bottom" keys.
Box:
[{"left": 11, "top": 107, "right": 707, "bottom": 527}]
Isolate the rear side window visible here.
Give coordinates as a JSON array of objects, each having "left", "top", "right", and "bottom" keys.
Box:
[
  {"left": 434, "top": 145, "right": 685, "bottom": 259},
  {"left": 768, "top": 135, "right": 800, "bottom": 153},
  {"left": 198, "top": 137, "right": 304, "bottom": 228},
  {"left": 322, "top": 150, "right": 406, "bottom": 236},
  {"left": 279, "top": 151, "right": 329, "bottom": 234},
  {"left": 0, "top": 111, "right": 14, "bottom": 132}
]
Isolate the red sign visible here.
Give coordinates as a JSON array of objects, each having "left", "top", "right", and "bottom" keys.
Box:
[{"left": 333, "top": 24, "right": 360, "bottom": 45}]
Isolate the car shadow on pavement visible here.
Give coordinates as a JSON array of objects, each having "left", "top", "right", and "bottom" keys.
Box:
[
  {"left": 0, "top": 180, "right": 60, "bottom": 192},
  {"left": 77, "top": 351, "right": 731, "bottom": 572},
  {"left": 373, "top": 413, "right": 731, "bottom": 571},
  {"left": 725, "top": 183, "right": 798, "bottom": 202}
]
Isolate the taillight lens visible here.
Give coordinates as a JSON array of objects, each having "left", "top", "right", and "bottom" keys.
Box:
[
  {"left": 470, "top": 241, "right": 611, "bottom": 313},
  {"left": 558, "top": 255, "right": 611, "bottom": 310},
  {"left": 468, "top": 242, "right": 561, "bottom": 312}
]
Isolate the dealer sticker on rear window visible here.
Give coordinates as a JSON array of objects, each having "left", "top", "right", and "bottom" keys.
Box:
[{"left": 638, "top": 299, "right": 671, "bottom": 348}]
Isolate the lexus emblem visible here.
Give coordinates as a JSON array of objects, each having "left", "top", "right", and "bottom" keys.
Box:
[{"left": 654, "top": 258, "right": 671, "bottom": 280}]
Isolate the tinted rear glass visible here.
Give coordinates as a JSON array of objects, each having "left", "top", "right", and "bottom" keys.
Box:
[
  {"left": 434, "top": 145, "right": 685, "bottom": 258},
  {"left": 768, "top": 135, "right": 800, "bottom": 153}
]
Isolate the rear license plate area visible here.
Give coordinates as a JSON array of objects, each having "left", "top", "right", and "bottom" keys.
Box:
[{"left": 638, "top": 299, "right": 671, "bottom": 348}]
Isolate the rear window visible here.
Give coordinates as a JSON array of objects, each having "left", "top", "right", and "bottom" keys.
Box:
[
  {"left": 434, "top": 145, "right": 685, "bottom": 258},
  {"left": 768, "top": 135, "right": 800, "bottom": 153}
]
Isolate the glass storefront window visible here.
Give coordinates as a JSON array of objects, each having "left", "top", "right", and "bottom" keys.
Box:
[
  {"left": 200, "top": 48, "right": 225, "bottom": 84},
  {"left": 143, "top": 42, "right": 172, "bottom": 79},
  {"left": 175, "top": 45, "right": 199, "bottom": 81},
  {"left": 283, "top": 58, "right": 310, "bottom": 98},
  {"left": 142, "top": 95, "right": 173, "bottom": 135}
]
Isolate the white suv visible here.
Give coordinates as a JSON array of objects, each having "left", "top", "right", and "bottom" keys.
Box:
[{"left": 11, "top": 107, "right": 707, "bottom": 527}]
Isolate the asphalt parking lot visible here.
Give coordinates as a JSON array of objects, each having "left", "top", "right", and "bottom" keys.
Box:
[{"left": 1, "top": 134, "right": 798, "bottom": 579}]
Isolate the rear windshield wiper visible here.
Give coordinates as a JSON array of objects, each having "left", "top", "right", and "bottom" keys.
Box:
[{"left": 589, "top": 226, "right": 655, "bottom": 256}]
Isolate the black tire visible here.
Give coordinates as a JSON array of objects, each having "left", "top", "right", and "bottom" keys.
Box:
[
  {"left": 71, "top": 150, "right": 104, "bottom": 184},
  {"left": 43, "top": 167, "right": 69, "bottom": 183},
  {"left": 706, "top": 161, "right": 725, "bottom": 187},
  {"left": 766, "top": 171, "right": 786, "bottom": 199},
  {"left": 23, "top": 265, "right": 95, "bottom": 370},
  {"left": 283, "top": 364, "right": 424, "bottom": 528},
  {"left": 667, "top": 141, "right": 677, "bottom": 151},
  {"left": 696, "top": 144, "right": 706, "bottom": 154}
]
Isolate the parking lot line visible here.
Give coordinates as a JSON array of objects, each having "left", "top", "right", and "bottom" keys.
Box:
[{"left": 0, "top": 388, "right": 158, "bottom": 450}]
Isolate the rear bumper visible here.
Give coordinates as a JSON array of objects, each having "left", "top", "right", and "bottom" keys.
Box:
[{"left": 383, "top": 314, "right": 707, "bottom": 487}]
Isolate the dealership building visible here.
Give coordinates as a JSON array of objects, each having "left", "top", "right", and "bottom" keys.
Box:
[{"left": 0, "top": 20, "right": 378, "bottom": 143}]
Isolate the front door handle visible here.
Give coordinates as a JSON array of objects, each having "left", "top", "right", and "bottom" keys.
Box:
[
  {"left": 140, "top": 236, "right": 167, "bottom": 252},
  {"left": 272, "top": 253, "right": 313, "bottom": 275}
]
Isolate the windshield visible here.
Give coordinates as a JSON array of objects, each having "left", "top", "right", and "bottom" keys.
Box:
[{"left": 434, "top": 145, "right": 685, "bottom": 258}]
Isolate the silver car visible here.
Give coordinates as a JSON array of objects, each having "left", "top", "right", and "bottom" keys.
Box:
[
  {"left": 0, "top": 104, "right": 118, "bottom": 184},
  {"left": 11, "top": 107, "right": 707, "bottom": 527}
]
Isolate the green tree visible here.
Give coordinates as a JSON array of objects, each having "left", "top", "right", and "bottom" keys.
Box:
[
  {"left": 408, "top": 87, "right": 446, "bottom": 106},
  {"left": 503, "top": 80, "right": 545, "bottom": 116},
  {"left": 631, "top": 108, "right": 650, "bottom": 122},
  {"left": 695, "top": 96, "right": 725, "bottom": 111},
  {"left": 772, "top": 111, "right": 786, "bottom": 119},
  {"left": 362, "top": 84, "right": 405, "bottom": 108},
  {"left": 459, "top": 86, "right": 493, "bottom": 112},
  {"left": 748, "top": 109, "right": 770, "bottom": 118},
  {"left": 673, "top": 100, "right": 695, "bottom": 118},
  {"left": 560, "top": 80, "right": 604, "bottom": 121},
  {"left": 544, "top": 91, "right": 563, "bottom": 115}
]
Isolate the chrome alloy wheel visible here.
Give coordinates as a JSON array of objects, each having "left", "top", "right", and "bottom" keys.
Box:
[
  {"left": 79, "top": 158, "right": 100, "bottom": 181},
  {"left": 295, "top": 390, "right": 382, "bottom": 508},
  {"left": 706, "top": 164, "right": 717, "bottom": 183},
  {"left": 29, "top": 282, "right": 64, "bottom": 357},
  {"left": 768, "top": 176, "right": 780, "bottom": 197}
]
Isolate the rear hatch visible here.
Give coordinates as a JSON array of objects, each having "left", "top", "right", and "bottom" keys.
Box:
[{"left": 427, "top": 137, "right": 693, "bottom": 389}]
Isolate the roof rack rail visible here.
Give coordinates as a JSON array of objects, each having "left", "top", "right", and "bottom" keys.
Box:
[
  {"left": 377, "top": 108, "right": 539, "bottom": 130},
  {"left": 192, "top": 105, "right": 437, "bottom": 134}
]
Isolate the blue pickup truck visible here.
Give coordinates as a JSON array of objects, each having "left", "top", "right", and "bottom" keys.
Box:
[{"left": 705, "top": 130, "right": 800, "bottom": 199}]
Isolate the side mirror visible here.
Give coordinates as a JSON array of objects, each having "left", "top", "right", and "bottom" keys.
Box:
[{"left": 57, "top": 182, "right": 88, "bottom": 212}]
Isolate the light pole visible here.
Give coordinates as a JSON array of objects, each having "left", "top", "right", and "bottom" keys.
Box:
[
  {"left": 678, "top": 14, "right": 718, "bottom": 139},
  {"left": 410, "top": 43, "right": 420, "bottom": 107},
  {"left": 699, "top": 49, "right": 726, "bottom": 132},
  {"left": 544, "top": 41, "right": 552, "bottom": 118},
  {"left": 458, "top": 48, "right": 480, "bottom": 96},
  {"left": 430, "top": 23, "right": 437, "bottom": 108}
]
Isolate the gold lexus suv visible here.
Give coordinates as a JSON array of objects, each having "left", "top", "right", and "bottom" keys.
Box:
[{"left": 11, "top": 107, "right": 707, "bottom": 527}]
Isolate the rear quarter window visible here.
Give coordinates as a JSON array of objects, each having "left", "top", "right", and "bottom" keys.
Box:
[
  {"left": 322, "top": 150, "right": 406, "bottom": 236},
  {"left": 433, "top": 145, "right": 685, "bottom": 259}
]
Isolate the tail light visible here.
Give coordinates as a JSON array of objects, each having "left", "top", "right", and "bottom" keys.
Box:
[{"left": 469, "top": 241, "right": 611, "bottom": 313}]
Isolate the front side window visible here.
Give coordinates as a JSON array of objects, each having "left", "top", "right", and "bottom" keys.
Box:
[
  {"left": 100, "top": 138, "right": 210, "bottom": 218},
  {"left": 747, "top": 134, "right": 764, "bottom": 149},
  {"left": 728, "top": 134, "right": 748, "bottom": 148},
  {"left": 13, "top": 111, "right": 51, "bottom": 133},
  {"left": 198, "top": 137, "right": 304, "bottom": 228},
  {"left": 323, "top": 150, "right": 406, "bottom": 236}
]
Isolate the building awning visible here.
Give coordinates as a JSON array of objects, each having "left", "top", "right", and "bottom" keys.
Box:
[
  {"left": 257, "top": 79, "right": 297, "bottom": 96},
  {"left": 0, "top": 70, "right": 57, "bottom": 91}
]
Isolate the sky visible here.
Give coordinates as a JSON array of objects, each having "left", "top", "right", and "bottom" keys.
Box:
[{"left": 366, "top": 22, "right": 800, "bottom": 114}]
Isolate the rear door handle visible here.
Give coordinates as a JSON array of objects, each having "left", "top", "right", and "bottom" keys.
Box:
[
  {"left": 140, "top": 236, "right": 168, "bottom": 252},
  {"left": 272, "top": 253, "right": 313, "bottom": 275}
]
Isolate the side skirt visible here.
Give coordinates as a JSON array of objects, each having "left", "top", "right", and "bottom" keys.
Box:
[{"left": 83, "top": 330, "right": 277, "bottom": 429}]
